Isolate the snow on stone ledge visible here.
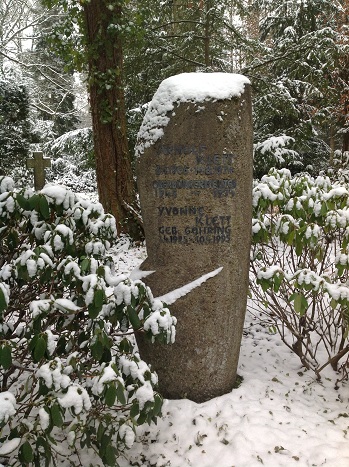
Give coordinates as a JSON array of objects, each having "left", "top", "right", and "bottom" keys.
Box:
[{"left": 135, "top": 72, "right": 250, "bottom": 157}]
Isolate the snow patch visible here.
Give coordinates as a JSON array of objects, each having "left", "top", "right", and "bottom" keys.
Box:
[
  {"left": 156, "top": 266, "right": 223, "bottom": 305},
  {"left": 58, "top": 385, "right": 91, "bottom": 414},
  {"left": 0, "top": 391, "right": 16, "bottom": 423}
]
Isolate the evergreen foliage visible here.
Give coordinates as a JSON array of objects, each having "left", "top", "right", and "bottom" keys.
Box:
[
  {"left": 0, "top": 73, "right": 32, "bottom": 174},
  {"left": 124, "top": 0, "right": 246, "bottom": 154},
  {"left": 246, "top": 0, "right": 347, "bottom": 177},
  {"left": 0, "top": 176, "right": 176, "bottom": 466},
  {"left": 250, "top": 168, "right": 349, "bottom": 381},
  {"left": 46, "top": 127, "right": 96, "bottom": 193}
]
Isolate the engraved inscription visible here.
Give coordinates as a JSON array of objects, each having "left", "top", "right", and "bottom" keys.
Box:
[
  {"left": 158, "top": 205, "right": 232, "bottom": 245},
  {"left": 153, "top": 144, "right": 237, "bottom": 199},
  {"left": 156, "top": 144, "right": 207, "bottom": 155},
  {"left": 154, "top": 144, "right": 237, "bottom": 245}
]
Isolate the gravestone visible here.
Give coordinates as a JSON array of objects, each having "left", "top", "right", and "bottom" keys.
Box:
[
  {"left": 136, "top": 73, "right": 253, "bottom": 403},
  {"left": 26, "top": 152, "right": 51, "bottom": 190}
]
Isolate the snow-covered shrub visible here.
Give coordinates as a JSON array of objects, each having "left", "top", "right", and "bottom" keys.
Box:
[
  {"left": 253, "top": 135, "right": 329, "bottom": 179},
  {"left": 331, "top": 150, "right": 349, "bottom": 183},
  {"left": 250, "top": 168, "right": 349, "bottom": 382},
  {"left": 45, "top": 128, "right": 96, "bottom": 193},
  {"left": 0, "top": 176, "right": 176, "bottom": 466},
  {"left": 253, "top": 135, "right": 302, "bottom": 178}
]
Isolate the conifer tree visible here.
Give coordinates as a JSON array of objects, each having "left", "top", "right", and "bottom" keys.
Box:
[
  {"left": 0, "top": 73, "right": 32, "bottom": 173},
  {"left": 247, "top": 0, "right": 347, "bottom": 176}
]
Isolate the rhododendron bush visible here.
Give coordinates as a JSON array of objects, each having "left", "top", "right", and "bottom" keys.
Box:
[
  {"left": 0, "top": 176, "right": 176, "bottom": 466},
  {"left": 250, "top": 169, "right": 349, "bottom": 382}
]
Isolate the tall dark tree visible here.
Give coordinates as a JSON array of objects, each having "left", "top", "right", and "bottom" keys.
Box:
[
  {"left": 334, "top": 0, "right": 349, "bottom": 154},
  {"left": 82, "top": 0, "right": 140, "bottom": 237},
  {"left": 43, "top": 0, "right": 141, "bottom": 237}
]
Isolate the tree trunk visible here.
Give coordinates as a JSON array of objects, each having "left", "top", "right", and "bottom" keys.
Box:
[{"left": 82, "top": 0, "right": 142, "bottom": 239}]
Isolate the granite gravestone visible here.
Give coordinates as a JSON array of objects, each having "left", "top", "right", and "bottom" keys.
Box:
[{"left": 136, "top": 73, "right": 253, "bottom": 403}]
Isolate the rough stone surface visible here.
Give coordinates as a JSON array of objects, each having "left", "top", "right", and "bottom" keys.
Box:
[{"left": 136, "top": 76, "right": 253, "bottom": 403}]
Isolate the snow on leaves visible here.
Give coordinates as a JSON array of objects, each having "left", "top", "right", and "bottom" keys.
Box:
[
  {"left": 251, "top": 168, "right": 349, "bottom": 377},
  {"left": 0, "top": 176, "right": 176, "bottom": 466}
]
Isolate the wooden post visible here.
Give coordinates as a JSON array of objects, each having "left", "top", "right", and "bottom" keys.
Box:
[{"left": 26, "top": 152, "right": 51, "bottom": 191}]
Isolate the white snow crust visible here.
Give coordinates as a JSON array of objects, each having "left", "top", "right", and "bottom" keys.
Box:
[
  {"left": 135, "top": 72, "right": 250, "bottom": 157},
  {"left": 0, "top": 391, "right": 16, "bottom": 423},
  {"left": 157, "top": 266, "right": 223, "bottom": 305}
]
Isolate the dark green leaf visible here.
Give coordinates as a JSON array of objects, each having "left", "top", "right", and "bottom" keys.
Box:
[
  {"left": 130, "top": 402, "right": 139, "bottom": 419},
  {"left": 295, "top": 237, "right": 303, "bottom": 257},
  {"left": 116, "top": 382, "right": 126, "bottom": 405},
  {"left": 293, "top": 293, "right": 308, "bottom": 316},
  {"left": 51, "top": 404, "right": 63, "bottom": 428},
  {"left": 273, "top": 274, "right": 282, "bottom": 293},
  {"left": 105, "top": 384, "right": 117, "bottom": 407},
  {"left": 137, "top": 410, "right": 147, "bottom": 425},
  {"left": 142, "top": 303, "right": 151, "bottom": 320},
  {"left": 104, "top": 445, "right": 116, "bottom": 466},
  {"left": 94, "top": 289, "right": 104, "bottom": 309},
  {"left": 337, "top": 264, "right": 345, "bottom": 277},
  {"left": 16, "top": 193, "right": 29, "bottom": 210},
  {"left": 33, "top": 316, "right": 43, "bottom": 333},
  {"left": 39, "top": 196, "right": 50, "bottom": 219},
  {"left": 80, "top": 258, "right": 90, "bottom": 272},
  {"left": 286, "top": 229, "right": 296, "bottom": 246},
  {"left": 78, "top": 331, "right": 89, "bottom": 346},
  {"left": 19, "top": 441, "right": 34, "bottom": 463},
  {"left": 119, "top": 338, "right": 131, "bottom": 353},
  {"left": 127, "top": 305, "right": 141, "bottom": 330},
  {"left": 320, "top": 203, "right": 327, "bottom": 216},
  {"left": 88, "top": 303, "right": 100, "bottom": 319},
  {"left": 153, "top": 394, "right": 163, "bottom": 417},
  {"left": 33, "top": 336, "right": 47, "bottom": 362},
  {"left": 100, "top": 433, "right": 110, "bottom": 457},
  {"left": 0, "top": 345, "right": 12, "bottom": 370},
  {"left": 28, "top": 335, "right": 39, "bottom": 352},
  {"left": 91, "top": 340, "right": 103, "bottom": 361},
  {"left": 7, "top": 230, "right": 19, "bottom": 251},
  {"left": 28, "top": 194, "right": 40, "bottom": 210},
  {"left": 97, "top": 422, "right": 105, "bottom": 443},
  {"left": 0, "top": 288, "right": 7, "bottom": 314},
  {"left": 101, "top": 347, "right": 112, "bottom": 363},
  {"left": 259, "top": 278, "right": 270, "bottom": 293},
  {"left": 56, "top": 336, "right": 66, "bottom": 354},
  {"left": 38, "top": 380, "right": 50, "bottom": 396}
]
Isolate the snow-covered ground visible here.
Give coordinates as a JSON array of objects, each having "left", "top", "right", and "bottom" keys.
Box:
[{"left": 115, "top": 244, "right": 349, "bottom": 467}]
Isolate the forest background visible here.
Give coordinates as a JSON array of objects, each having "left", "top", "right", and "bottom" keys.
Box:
[{"left": 1, "top": 0, "right": 348, "bottom": 230}]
